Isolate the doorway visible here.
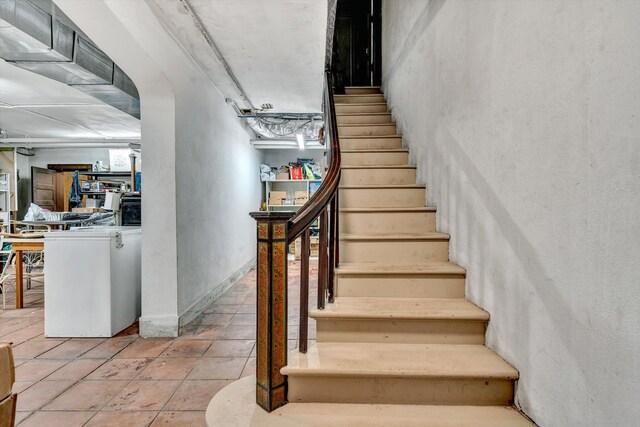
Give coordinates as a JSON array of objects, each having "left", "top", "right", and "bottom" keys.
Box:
[{"left": 332, "top": 0, "right": 382, "bottom": 92}]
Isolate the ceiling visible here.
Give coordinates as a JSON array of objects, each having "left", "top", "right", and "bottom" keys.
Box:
[
  {"left": 0, "top": 0, "right": 327, "bottom": 143},
  {"left": 149, "top": 0, "right": 328, "bottom": 113},
  {"left": 0, "top": 58, "right": 141, "bottom": 140}
]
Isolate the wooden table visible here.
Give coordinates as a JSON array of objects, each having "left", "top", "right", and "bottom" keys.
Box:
[{"left": 6, "top": 239, "right": 44, "bottom": 309}]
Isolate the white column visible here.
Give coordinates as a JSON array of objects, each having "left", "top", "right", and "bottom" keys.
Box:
[{"left": 55, "top": 0, "right": 180, "bottom": 336}]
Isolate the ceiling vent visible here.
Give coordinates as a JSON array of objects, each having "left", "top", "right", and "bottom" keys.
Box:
[{"left": 0, "top": 0, "right": 140, "bottom": 118}]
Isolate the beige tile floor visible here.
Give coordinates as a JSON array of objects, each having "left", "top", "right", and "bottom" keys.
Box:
[{"left": 0, "top": 260, "right": 318, "bottom": 426}]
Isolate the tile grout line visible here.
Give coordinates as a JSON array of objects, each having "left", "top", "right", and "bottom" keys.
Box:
[{"left": 17, "top": 336, "right": 143, "bottom": 425}]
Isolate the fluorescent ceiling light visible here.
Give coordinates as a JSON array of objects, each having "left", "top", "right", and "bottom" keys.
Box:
[{"left": 296, "top": 134, "right": 305, "bottom": 150}]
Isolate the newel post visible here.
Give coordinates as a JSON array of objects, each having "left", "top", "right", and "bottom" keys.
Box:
[{"left": 249, "top": 211, "right": 294, "bottom": 412}]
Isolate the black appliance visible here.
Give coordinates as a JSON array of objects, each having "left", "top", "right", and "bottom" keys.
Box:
[{"left": 120, "top": 193, "right": 141, "bottom": 226}]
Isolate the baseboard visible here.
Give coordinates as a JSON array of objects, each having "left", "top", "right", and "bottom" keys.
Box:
[
  {"left": 139, "top": 314, "right": 180, "bottom": 338},
  {"left": 177, "top": 257, "right": 256, "bottom": 333}
]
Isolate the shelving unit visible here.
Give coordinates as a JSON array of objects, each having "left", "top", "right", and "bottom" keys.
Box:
[
  {"left": 264, "top": 178, "right": 322, "bottom": 258},
  {"left": 0, "top": 173, "right": 10, "bottom": 225},
  {"left": 81, "top": 172, "right": 134, "bottom": 205},
  {"left": 265, "top": 179, "right": 322, "bottom": 212}
]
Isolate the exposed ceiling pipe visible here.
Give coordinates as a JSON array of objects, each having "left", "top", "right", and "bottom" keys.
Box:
[
  {"left": 226, "top": 99, "right": 321, "bottom": 120},
  {"left": 0, "top": 138, "right": 140, "bottom": 143},
  {"left": 225, "top": 98, "right": 323, "bottom": 141},
  {"left": 179, "top": 0, "right": 255, "bottom": 110},
  {"left": 2, "top": 142, "right": 133, "bottom": 148},
  {"left": 0, "top": 137, "right": 140, "bottom": 148}
]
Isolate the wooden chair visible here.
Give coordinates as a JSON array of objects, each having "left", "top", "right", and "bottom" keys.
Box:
[
  {"left": 0, "top": 224, "right": 49, "bottom": 308},
  {"left": 0, "top": 236, "right": 14, "bottom": 310},
  {"left": 0, "top": 342, "right": 16, "bottom": 427}
]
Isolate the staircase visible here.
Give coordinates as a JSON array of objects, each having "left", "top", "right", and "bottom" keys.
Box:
[
  {"left": 206, "top": 86, "right": 534, "bottom": 426},
  {"left": 278, "top": 86, "right": 534, "bottom": 425}
]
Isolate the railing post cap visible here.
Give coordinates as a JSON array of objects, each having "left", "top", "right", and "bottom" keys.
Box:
[{"left": 249, "top": 211, "right": 295, "bottom": 221}]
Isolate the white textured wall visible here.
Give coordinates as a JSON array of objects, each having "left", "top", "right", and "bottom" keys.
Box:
[
  {"left": 27, "top": 147, "right": 111, "bottom": 170},
  {"left": 174, "top": 81, "right": 262, "bottom": 323},
  {"left": 382, "top": 1, "right": 640, "bottom": 426}
]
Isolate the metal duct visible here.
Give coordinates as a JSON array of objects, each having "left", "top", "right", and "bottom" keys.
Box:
[{"left": 0, "top": 0, "right": 140, "bottom": 118}]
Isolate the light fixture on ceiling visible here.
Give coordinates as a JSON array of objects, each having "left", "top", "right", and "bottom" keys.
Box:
[{"left": 296, "top": 134, "right": 305, "bottom": 150}]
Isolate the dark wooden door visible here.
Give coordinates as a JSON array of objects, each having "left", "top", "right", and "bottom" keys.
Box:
[
  {"left": 332, "top": 0, "right": 382, "bottom": 91},
  {"left": 31, "top": 167, "right": 56, "bottom": 211}
]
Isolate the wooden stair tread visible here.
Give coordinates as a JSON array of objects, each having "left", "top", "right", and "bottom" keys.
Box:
[
  {"left": 340, "top": 233, "right": 449, "bottom": 241},
  {"left": 338, "top": 135, "right": 400, "bottom": 139},
  {"left": 334, "top": 103, "right": 387, "bottom": 108},
  {"left": 336, "top": 112, "right": 390, "bottom": 116},
  {"left": 339, "top": 184, "right": 425, "bottom": 189},
  {"left": 282, "top": 343, "right": 518, "bottom": 379},
  {"left": 205, "top": 376, "right": 535, "bottom": 426},
  {"left": 340, "top": 206, "right": 435, "bottom": 212},
  {"left": 341, "top": 149, "right": 407, "bottom": 153},
  {"left": 340, "top": 165, "right": 415, "bottom": 170},
  {"left": 335, "top": 94, "right": 384, "bottom": 98},
  {"left": 336, "top": 261, "right": 465, "bottom": 275},
  {"left": 338, "top": 123, "right": 395, "bottom": 127},
  {"left": 310, "top": 297, "right": 488, "bottom": 321}
]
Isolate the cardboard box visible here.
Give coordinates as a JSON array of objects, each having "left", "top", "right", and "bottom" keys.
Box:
[
  {"left": 72, "top": 207, "right": 102, "bottom": 213},
  {"left": 294, "top": 197, "right": 308, "bottom": 205},
  {"left": 294, "top": 191, "right": 307, "bottom": 199},
  {"left": 294, "top": 236, "right": 320, "bottom": 259},
  {"left": 269, "top": 191, "right": 287, "bottom": 200},
  {"left": 276, "top": 172, "right": 289, "bottom": 180},
  {"left": 269, "top": 191, "right": 287, "bottom": 206},
  {"left": 0, "top": 343, "right": 15, "bottom": 401}
]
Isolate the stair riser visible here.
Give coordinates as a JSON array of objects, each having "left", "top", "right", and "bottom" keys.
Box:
[
  {"left": 340, "top": 168, "right": 416, "bottom": 186},
  {"left": 342, "top": 151, "right": 408, "bottom": 166},
  {"left": 337, "top": 114, "right": 391, "bottom": 125},
  {"left": 340, "top": 240, "right": 449, "bottom": 263},
  {"left": 334, "top": 95, "right": 386, "bottom": 104},
  {"left": 339, "top": 188, "right": 425, "bottom": 208},
  {"left": 340, "top": 211, "right": 436, "bottom": 235},
  {"left": 335, "top": 104, "right": 388, "bottom": 114},
  {"left": 336, "top": 275, "right": 466, "bottom": 298},
  {"left": 315, "top": 319, "right": 486, "bottom": 345},
  {"left": 339, "top": 125, "right": 397, "bottom": 137},
  {"left": 345, "top": 87, "right": 382, "bottom": 95},
  {"left": 340, "top": 137, "right": 402, "bottom": 150},
  {"left": 288, "top": 376, "right": 514, "bottom": 406}
]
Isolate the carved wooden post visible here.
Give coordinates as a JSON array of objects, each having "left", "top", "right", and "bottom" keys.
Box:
[{"left": 249, "top": 211, "right": 294, "bottom": 412}]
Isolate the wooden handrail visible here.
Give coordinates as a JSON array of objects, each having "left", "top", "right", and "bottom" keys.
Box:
[
  {"left": 249, "top": 71, "right": 341, "bottom": 413},
  {"left": 287, "top": 72, "right": 341, "bottom": 242}
]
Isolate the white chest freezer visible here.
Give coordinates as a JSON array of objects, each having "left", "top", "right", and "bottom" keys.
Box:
[{"left": 44, "top": 227, "right": 141, "bottom": 337}]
